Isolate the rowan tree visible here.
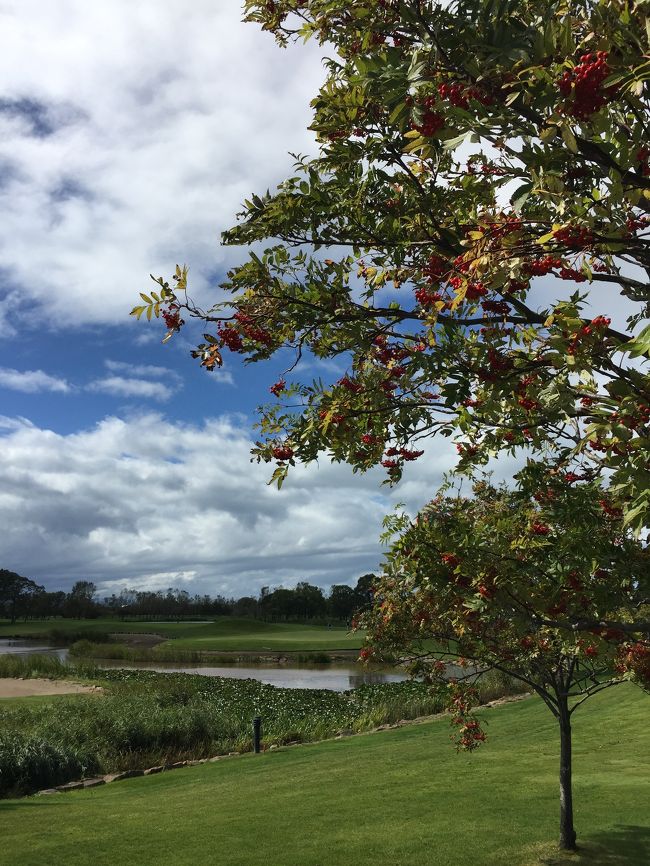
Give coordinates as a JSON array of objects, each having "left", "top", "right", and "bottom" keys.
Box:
[
  {"left": 132, "top": 0, "right": 650, "bottom": 851},
  {"left": 134, "top": 0, "right": 650, "bottom": 526},
  {"left": 357, "top": 478, "right": 648, "bottom": 849}
]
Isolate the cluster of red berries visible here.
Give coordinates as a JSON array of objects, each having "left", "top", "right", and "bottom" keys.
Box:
[
  {"left": 483, "top": 216, "right": 522, "bottom": 242},
  {"left": 524, "top": 256, "right": 563, "bottom": 276},
  {"left": 599, "top": 498, "right": 623, "bottom": 518},
  {"left": 448, "top": 686, "right": 485, "bottom": 751},
  {"left": 558, "top": 51, "right": 613, "bottom": 119},
  {"left": 383, "top": 446, "right": 424, "bottom": 462},
  {"left": 358, "top": 646, "right": 375, "bottom": 662},
  {"left": 567, "top": 314, "right": 611, "bottom": 355},
  {"left": 453, "top": 254, "right": 472, "bottom": 274},
  {"left": 217, "top": 323, "right": 244, "bottom": 352},
  {"left": 615, "top": 642, "right": 650, "bottom": 686},
  {"left": 504, "top": 279, "right": 530, "bottom": 294},
  {"left": 518, "top": 395, "right": 540, "bottom": 412},
  {"left": 437, "top": 81, "right": 469, "bottom": 108},
  {"left": 609, "top": 403, "right": 650, "bottom": 432},
  {"left": 422, "top": 253, "right": 449, "bottom": 282},
  {"left": 456, "top": 442, "right": 480, "bottom": 457},
  {"left": 559, "top": 266, "right": 587, "bottom": 282},
  {"left": 372, "top": 335, "right": 410, "bottom": 367},
  {"left": 162, "top": 305, "right": 184, "bottom": 331},
  {"left": 441, "top": 552, "right": 460, "bottom": 568},
  {"left": 590, "top": 315, "right": 611, "bottom": 329},
  {"left": 412, "top": 110, "right": 444, "bottom": 137},
  {"left": 481, "top": 299, "right": 510, "bottom": 315},
  {"left": 269, "top": 379, "right": 285, "bottom": 397},
  {"left": 338, "top": 375, "right": 364, "bottom": 394},
  {"left": 626, "top": 212, "right": 649, "bottom": 233},
  {"left": 465, "top": 281, "right": 488, "bottom": 301},
  {"left": 531, "top": 522, "right": 550, "bottom": 536},
  {"left": 437, "top": 81, "right": 493, "bottom": 109},
  {"left": 272, "top": 445, "right": 294, "bottom": 461},
  {"left": 411, "top": 95, "right": 444, "bottom": 136},
  {"left": 480, "top": 163, "right": 505, "bottom": 176},
  {"left": 234, "top": 312, "right": 273, "bottom": 347},
  {"left": 553, "top": 225, "right": 594, "bottom": 249},
  {"left": 415, "top": 286, "right": 442, "bottom": 307},
  {"left": 218, "top": 314, "right": 273, "bottom": 352},
  {"left": 478, "top": 348, "right": 514, "bottom": 382}
]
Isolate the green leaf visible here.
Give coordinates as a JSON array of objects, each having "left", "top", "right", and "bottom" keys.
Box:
[
  {"left": 560, "top": 124, "right": 578, "bottom": 154},
  {"left": 510, "top": 183, "right": 532, "bottom": 212}
]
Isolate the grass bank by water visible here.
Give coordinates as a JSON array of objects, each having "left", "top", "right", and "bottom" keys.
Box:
[
  {"left": 2, "top": 684, "right": 648, "bottom": 866},
  {"left": 0, "top": 655, "right": 524, "bottom": 797}
]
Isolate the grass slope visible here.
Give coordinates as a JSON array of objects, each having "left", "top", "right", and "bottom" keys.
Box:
[
  {"left": 0, "top": 617, "right": 362, "bottom": 651},
  {"left": 3, "top": 685, "right": 648, "bottom": 866}
]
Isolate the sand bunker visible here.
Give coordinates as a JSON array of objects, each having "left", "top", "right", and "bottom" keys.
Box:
[{"left": 0, "top": 678, "right": 99, "bottom": 698}]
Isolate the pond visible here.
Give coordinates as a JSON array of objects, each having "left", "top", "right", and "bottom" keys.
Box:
[
  {"left": 0, "top": 639, "right": 69, "bottom": 661},
  {"left": 0, "top": 640, "right": 407, "bottom": 691}
]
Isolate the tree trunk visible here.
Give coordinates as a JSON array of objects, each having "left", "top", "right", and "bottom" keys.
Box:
[{"left": 558, "top": 698, "right": 577, "bottom": 851}]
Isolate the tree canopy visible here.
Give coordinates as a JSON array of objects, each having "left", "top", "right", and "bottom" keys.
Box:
[
  {"left": 0, "top": 569, "right": 44, "bottom": 624},
  {"left": 135, "top": 0, "right": 650, "bottom": 528},
  {"left": 358, "top": 477, "right": 648, "bottom": 849},
  {"left": 132, "top": 1, "right": 650, "bottom": 851}
]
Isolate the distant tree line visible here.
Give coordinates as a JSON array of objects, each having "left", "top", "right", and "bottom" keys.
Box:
[{"left": 0, "top": 568, "right": 376, "bottom": 625}]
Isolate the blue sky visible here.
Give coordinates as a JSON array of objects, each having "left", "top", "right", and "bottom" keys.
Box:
[
  {"left": 5, "top": 2, "right": 632, "bottom": 600},
  {"left": 0, "top": 1, "right": 472, "bottom": 598}
]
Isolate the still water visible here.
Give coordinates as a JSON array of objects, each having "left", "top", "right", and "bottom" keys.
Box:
[
  {"left": 0, "top": 640, "right": 406, "bottom": 691},
  {"left": 0, "top": 639, "right": 68, "bottom": 661}
]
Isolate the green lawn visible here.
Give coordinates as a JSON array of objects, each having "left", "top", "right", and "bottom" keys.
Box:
[
  {"left": 2, "top": 684, "right": 648, "bottom": 866},
  {"left": 0, "top": 617, "right": 363, "bottom": 651}
]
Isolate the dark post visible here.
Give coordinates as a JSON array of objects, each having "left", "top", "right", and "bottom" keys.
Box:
[{"left": 252, "top": 716, "right": 262, "bottom": 754}]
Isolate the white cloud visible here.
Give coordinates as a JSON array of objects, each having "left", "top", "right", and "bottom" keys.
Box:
[
  {"left": 0, "top": 367, "right": 71, "bottom": 393},
  {"left": 207, "top": 368, "right": 235, "bottom": 386},
  {"left": 87, "top": 376, "right": 173, "bottom": 401},
  {"left": 0, "top": 413, "right": 462, "bottom": 595},
  {"left": 104, "top": 359, "right": 181, "bottom": 382},
  {"left": 0, "top": 1, "right": 323, "bottom": 330}
]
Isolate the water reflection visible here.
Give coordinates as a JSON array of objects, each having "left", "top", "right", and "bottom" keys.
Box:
[
  {"left": 96, "top": 659, "right": 406, "bottom": 691},
  {"left": 0, "top": 640, "right": 405, "bottom": 691},
  {"left": 0, "top": 639, "right": 68, "bottom": 661}
]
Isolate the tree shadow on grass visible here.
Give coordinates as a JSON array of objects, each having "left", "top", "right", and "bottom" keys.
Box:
[{"left": 532, "top": 825, "right": 650, "bottom": 866}]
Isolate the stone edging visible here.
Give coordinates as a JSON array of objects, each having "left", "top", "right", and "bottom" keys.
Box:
[{"left": 35, "top": 691, "right": 532, "bottom": 796}]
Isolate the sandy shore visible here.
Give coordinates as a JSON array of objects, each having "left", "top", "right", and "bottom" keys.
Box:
[{"left": 0, "top": 678, "right": 99, "bottom": 698}]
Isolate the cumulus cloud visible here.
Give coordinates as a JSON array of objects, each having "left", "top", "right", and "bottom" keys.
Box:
[
  {"left": 0, "top": 367, "right": 71, "bottom": 393},
  {"left": 0, "top": 0, "right": 323, "bottom": 330},
  {"left": 87, "top": 376, "right": 173, "bottom": 401},
  {"left": 104, "top": 359, "right": 181, "bottom": 382},
  {"left": 0, "top": 413, "right": 465, "bottom": 595}
]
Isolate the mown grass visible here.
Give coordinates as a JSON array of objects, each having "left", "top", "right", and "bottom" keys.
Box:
[
  {"left": 0, "top": 616, "right": 364, "bottom": 651},
  {"left": 2, "top": 684, "right": 648, "bottom": 866}
]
